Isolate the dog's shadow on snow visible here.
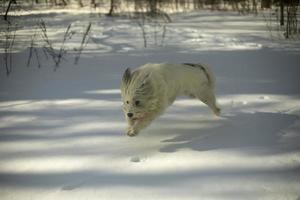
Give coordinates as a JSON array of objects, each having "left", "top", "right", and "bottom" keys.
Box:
[{"left": 156, "top": 112, "right": 300, "bottom": 154}]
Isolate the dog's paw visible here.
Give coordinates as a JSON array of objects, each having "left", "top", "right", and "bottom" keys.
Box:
[
  {"left": 215, "top": 108, "right": 221, "bottom": 116},
  {"left": 126, "top": 128, "right": 138, "bottom": 137}
]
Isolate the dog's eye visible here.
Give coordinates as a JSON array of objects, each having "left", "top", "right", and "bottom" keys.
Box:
[
  {"left": 126, "top": 101, "right": 129, "bottom": 104},
  {"left": 135, "top": 100, "right": 140, "bottom": 106}
]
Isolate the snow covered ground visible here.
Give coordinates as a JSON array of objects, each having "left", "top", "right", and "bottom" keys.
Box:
[{"left": 0, "top": 10, "right": 300, "bottom": 200}]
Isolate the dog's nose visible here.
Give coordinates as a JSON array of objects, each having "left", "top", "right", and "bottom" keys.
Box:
[{"left": 127, "top": 113, "right": 133, "bottom": 118}]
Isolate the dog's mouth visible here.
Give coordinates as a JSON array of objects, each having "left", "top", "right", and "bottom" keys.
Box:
[
  {"left": 131, "top": 116, "right": 144, "bottom": 122},
  {"left": 129, "top": 114, "right": 147, "bottom": 122}
]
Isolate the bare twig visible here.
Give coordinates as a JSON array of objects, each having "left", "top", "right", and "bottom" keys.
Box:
[
  {"left": 34, "top": 48, "right": 41, "bottom": 68},
  {"left": 3, "top": 22, "right": 17, "bottom": 76},
  {"left": 262, "top": 11, "right": 275, "bottom": 41},
  {"left": 38, "top": 20, "right": 75, "bottom": 69},
  {"left": 39, "top": 20, "right": 58, "bottom": 66},
  {"left": 42, "top": 47, "right": 49, "bottom": 60},
  {"left": 4, "top": 0, "right": 16, "bottom": 23},
  {"left": 27, "top": 30, "right": 38, "bottom": 67},
  {"left": 9, "top": 27, "right": 16, "bottom": 73},
  {"left": 55, "top": 23, "right": 73, "bottom": 70},
  {"left": 161, "top": 24, "right": 167, "bottom": 46},
  {"left": 137, "top": 19, "right": 147, "bottom": 48},
  {"left": 74, "top": 22, "right": 92, "bottom": 64},
  {"left": 136, "top": 11, "right": 170, "bottom": 48}
]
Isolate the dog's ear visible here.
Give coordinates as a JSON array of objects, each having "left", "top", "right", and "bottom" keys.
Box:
[
  {"left": 122, "top": 68, "right": 131, "bottom": 85},
  {"left": 141, "top": 72, "right": 151, "bottom": 86}
]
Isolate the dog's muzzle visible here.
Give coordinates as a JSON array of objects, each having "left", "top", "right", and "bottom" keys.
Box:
[{"left": 127, "top": 113, "right": 133, "bottom": 118}]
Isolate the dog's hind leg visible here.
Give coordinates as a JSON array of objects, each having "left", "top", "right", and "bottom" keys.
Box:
[{"left": 197, "top": 90, "right": 221, "bottom": 116}]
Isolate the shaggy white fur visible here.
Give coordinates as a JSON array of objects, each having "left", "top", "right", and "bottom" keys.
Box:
[{"left": 121, "top": 63, "right": 220, "bottom": 136}]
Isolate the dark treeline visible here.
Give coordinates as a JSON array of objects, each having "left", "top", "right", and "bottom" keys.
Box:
[
  {"left": 2, "top": 0, "right": 300, "bottom": 38},
  {"left": 0, "top": 0, "right": 299, "bottom": 75},
  {"left": 1, "top": 0, "right": 298, "bottom": 13}
]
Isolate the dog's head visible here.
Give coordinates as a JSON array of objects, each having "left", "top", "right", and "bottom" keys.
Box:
[{"left": 120, "top": 68, "right": 157, "bottom": 122}]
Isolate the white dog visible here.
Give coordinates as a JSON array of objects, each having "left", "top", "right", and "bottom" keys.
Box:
[{"left": 121, "top": 63, "right": 220, "bottom": 136}]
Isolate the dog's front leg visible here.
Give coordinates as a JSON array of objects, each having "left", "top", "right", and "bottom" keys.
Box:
[
  {"left": 126, "top": 116, "right": 155, "bottom": 137},
  {"left": 126, "top": 121, "right": 144, "bottom": 137},
  {"left": 126, "top": 127, "right": 137, "bottom": 137},
  {"left": 126, "top": 118, "right": 137, "bottom": 137}
]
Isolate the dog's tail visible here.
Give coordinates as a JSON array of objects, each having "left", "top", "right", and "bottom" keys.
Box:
[
  {"left": 183, "top": 63, "right": 216, "bottom": 88},
  {"left": 199, "top": 63, "right": 216, "bottom": 89}
]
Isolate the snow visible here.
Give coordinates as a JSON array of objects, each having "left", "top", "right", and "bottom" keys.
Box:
[{"left": 0, "top": 10, "right": 300, "bottom": 200}]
